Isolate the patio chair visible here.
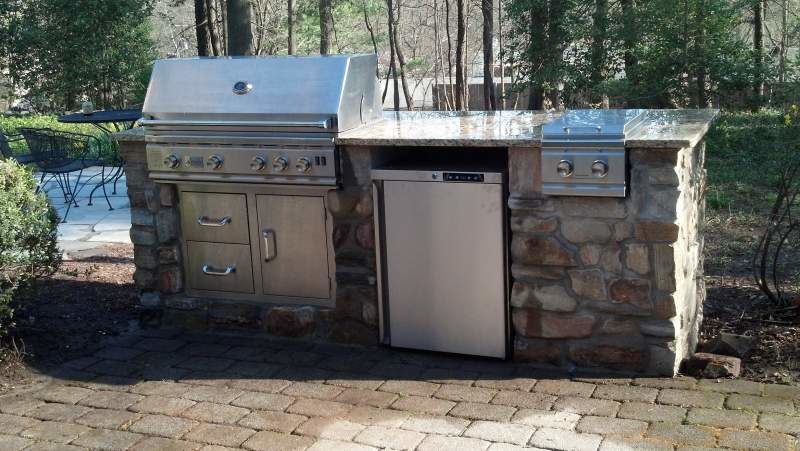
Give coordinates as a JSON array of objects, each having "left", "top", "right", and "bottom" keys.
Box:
[
  {"left": 86, "top": 136, "right": 124, "bottom": 211},
  {"left": 18, "top": 128, "right": 106, "bottom": 222},
  {"left": 0, "top": 131, "right": 44, "bottom": 165}
]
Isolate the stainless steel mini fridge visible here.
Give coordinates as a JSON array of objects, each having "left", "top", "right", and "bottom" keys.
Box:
[{"left": 371, "top": 164, "right": 509, "bottom": 358}]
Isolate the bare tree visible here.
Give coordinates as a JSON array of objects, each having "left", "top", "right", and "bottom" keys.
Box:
[
  {"left": 194, "top": 0, "right": 210, "bottom": 55},
  {"left": 390, "top": 0, "right": 414, "bottom": 109},
  {"left": 694, "top": 0, "right": 707, "bottom": 107},
  {"left": 454, "top": 0, "right": 466, "bottom": 110},
  {"left": 227, "top": 0, "right": 254, "bottom": 55},
  {"left": 779, "top": 0, "right": 788, "bottom": 83},
  {"left": 482, "top": 0, "right": 496, "bottom": 110},
  {"left": 288, "top": 0, "right": 295, "bottom": 54},
  {"left": 589, "top": 0, "right": 607, "bottom": 103},
  {"left": 620, "top": 0, "right": 636, "bottom": 98},
  {"left": 752, "top": 0, "right": 764, "bottom": 108},
  {"left": 320, "top": 0, "right": 334, "bottom": 54}
]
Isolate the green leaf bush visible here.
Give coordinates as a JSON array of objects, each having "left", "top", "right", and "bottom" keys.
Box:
[{"left": 0, "top": 159, "right": 60, "bottom": 334}]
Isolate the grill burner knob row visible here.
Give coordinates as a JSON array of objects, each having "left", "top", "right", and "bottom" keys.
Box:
[
  {"left": 272, "top": 156, "right": 289, "bottom": 172},
  {"left": 250, "top": 156, "right": 267, "bottom": 171},
  {"left": 206, "top": 155, "right": 224, "bottom": 170},
  {"left": 163, "top": 154, "right": 180, "bottom": 169},
  {"left": 556, "top": 160, "right": 574, "bottom": 178},
  {"left": 295, "top": 157, "right": 312, "bottom": 173}
]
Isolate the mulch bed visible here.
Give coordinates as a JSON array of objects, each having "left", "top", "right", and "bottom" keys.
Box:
[{"left": 0, "top": 244, "right": 138, "bottom": 394}]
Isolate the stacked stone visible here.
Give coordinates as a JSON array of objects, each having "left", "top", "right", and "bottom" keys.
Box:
[
  {"left": 509, "top": 144, "right": 706, "bottom": 375},
  {"left": 119, "top": 139, "right": 183, "bottom": 324}
]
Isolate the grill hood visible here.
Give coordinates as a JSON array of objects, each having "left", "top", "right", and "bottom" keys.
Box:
[{"left": 142, "top": 54, "right": 382, "bottom": 133}]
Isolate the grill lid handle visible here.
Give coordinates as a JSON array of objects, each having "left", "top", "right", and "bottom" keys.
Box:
[{"left": 140, "top": 118, "right": 332, "bottom": 129}]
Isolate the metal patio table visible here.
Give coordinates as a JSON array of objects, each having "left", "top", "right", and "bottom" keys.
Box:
[{"left": 57, "top": 108, "right": 142, "bottom": 211}]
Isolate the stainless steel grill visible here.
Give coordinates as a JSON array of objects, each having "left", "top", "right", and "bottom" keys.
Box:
[
  {"left": 142, "top": 54, "right": 382, "bottom": 185},
  {"left": 541, "top": 109, "right": 646, "bottom": 197},
  {"left": 141, "top": 55, "right": 381, "bottom": 306}
]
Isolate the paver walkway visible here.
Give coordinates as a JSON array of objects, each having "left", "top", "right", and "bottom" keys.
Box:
[{"left": 1, "top": 331, "right": 798, "bottom": 450}]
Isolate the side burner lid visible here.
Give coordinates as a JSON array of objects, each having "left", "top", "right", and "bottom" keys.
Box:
[{"left": 542, "top": 109, "right": 647, "bottom": 144}]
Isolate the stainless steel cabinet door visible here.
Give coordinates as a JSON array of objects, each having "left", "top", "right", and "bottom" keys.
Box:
[
  {"left": 382, "top": 180, "right": 506, "bottom": 358},
  {"left": 256, "top": 195, "right": 330, "bottom": 299}
]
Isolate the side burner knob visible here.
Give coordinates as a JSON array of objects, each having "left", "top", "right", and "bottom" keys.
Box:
[
  {"left": 591, "top": 160, "right": 609, "bottom": 178},
  {"left": 272, "top": 156, "right": 289, "bottom": 172},
  {"left": 163, "top": 154, "right": 180, "bottom": 169},
  {"left": 556, "top": 160, "right": 574, "bottom": 177},
  {"left": 206, "top": 155, "right": 224, "bottom": 170},
  {"left": 295, "top": 157, "right": 312, "bottom": 173},
  {"left": 250, "top": 156, "right": 267, "bottom": 171}
]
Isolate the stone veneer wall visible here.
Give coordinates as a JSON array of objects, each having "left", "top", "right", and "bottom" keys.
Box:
[
  {"left": 508, "top": 143, "right": 706, "bottom": 375},
  {"left": 119, "top": 139, "right": 380, "bottom": 345},
  {"left": 122, "top": 135, "right": 706, "bottom": 374}
]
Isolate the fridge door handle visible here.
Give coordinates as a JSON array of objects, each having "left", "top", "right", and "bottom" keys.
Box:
[{"left": 262, "top": 228, "right": 277, "bottom": 261}]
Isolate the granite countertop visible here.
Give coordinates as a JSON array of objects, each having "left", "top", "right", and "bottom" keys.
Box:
[
  {"left": 114, "top": 127, "right": 145, "bottom": 142},
  {"left": 336, "top": 110, "right": 557, "bottom": 147},
  {"left": 338, "top": 109, "right": 719, "bottom": 149},
  {"left": 116, "top": 109, "right": 719, "bottom": 149}
]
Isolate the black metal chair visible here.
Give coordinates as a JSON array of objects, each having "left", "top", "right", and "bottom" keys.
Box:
[
  {"left": 0, "top": 131, "right": 43, "bottom": 165},
  {"left": 18, "top": 128, "right": 106, "bottom": 222}
]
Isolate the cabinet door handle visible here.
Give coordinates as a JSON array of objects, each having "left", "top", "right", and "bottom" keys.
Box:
[
  {"left": 202, "top": 264, "right": 236, "bottom": 276},
  {"left": 197, "top": 216, "right": 231, "bottom": 227},
  {"left": 263, "top": 229, "right": 277, "bottom": 261}
]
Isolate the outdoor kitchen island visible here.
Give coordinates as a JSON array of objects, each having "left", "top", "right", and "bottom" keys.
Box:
[{"left": 116, "top": 108, "right": 717, "bottom": 376}]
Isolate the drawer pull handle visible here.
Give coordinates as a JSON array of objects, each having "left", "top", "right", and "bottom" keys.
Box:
[
  {"left": 202, "top": 264, "right": 236, "bottom": 276},
  {"left": 197, "top": 216, "right": 231, "bottom": 227},
  {"left": 263, "top": 229, "right": 277, "bottom": 262}
]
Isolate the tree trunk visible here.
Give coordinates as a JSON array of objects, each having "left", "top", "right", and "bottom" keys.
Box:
[
  {"left": 445, "top": 0, "right": 455, "bottom": 107},
  {"left": 390, "top": 0, "right": 414, "bottom": 110},
  {"left": 288, "top": 0, "right": 295, "bottom": 55},
  {"left": 547, "top": 0, "right": 567, "bottom": 109},
  {"left": 695, "top": 0, "right": 707, "bottom": 107},
  {"left": 589, "top": 0, "right": 607, "bottom": 102},
  {"left": 227, "top": 0, "right": 253, "bottom": 55},
  {"left": 527, "top": 0, "right": 545, "bottom": 110},
  {"left": 319, "top": 0, "right": 334, "bottom": 55},
  {"left": 194, "top": 0, "right": 210, "bottom": 56},
  {"left": 482, "top": 0, "right": 496, "bottom": 110},
  {"left": 205, "top": 0, "right": 222, "bottom": 55},
  {"left": 386, "top": 0, "right": 400, "bottom": 110},
  {"left": 753, "top": 0, "right": 764, "bottom": 108},
  {"left": 620, "top": 0, "right": 637, "bottom": 99},
  {"left": 779, "top": 0, "right": 788, "bottom": 83},
  {"left": 454, "top": 0, "right": 466, "bottom": 110}
]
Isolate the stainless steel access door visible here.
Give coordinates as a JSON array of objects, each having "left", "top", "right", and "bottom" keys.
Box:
[
  {"left": 375, "top": 170, "right": 508, "bottom": 358},
  {"left": 256, "top": 194, "right": 331, "bottom": 300}
]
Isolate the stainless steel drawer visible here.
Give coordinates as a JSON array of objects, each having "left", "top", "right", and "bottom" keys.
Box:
[
  {"left": 180, "top": 192, "right": 249, "bottom": 244},
  {"left": 186, "top": 241, "right": 254, "bottom": 293}
]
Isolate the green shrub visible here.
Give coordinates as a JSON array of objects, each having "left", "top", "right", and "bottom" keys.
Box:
[
  {"left": 0, "top": 159, "right": 60, "bottom": 334},
  {"left": 0, "top": 114, "right": 100, "bottom": 153}
]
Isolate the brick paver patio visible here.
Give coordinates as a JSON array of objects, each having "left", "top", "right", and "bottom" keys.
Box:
[{"left": 1, "top": 331, "right": 798, "bottom": 450}]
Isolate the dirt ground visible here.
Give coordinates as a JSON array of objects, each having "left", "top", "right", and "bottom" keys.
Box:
[{"left": 0, "top": 244, "right": 138, "bottom": 394}]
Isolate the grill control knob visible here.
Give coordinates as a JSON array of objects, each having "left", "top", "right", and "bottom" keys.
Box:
[
  {"left": 272, "top": 156, "right": 289, "bottom": 172},
  {"left": 163, "top": 154, "right": 180, "bottom": 169},
  {"left": 591, "top": 160, "right": 609, "bottom": 178},
  {"left": 556, "top": 160, "right": 574, "bottom": 177},
  {"left": 206, "top": 155, "right": 224, "bottom": 170},
  {"left": 250, "top": 156, "right": 267, "bottom": 171},
  {"left": 295, "top": 157, "right": 312, "bottom": 173}
]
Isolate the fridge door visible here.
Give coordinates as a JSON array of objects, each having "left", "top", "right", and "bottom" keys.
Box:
[{"left": 381, "top": 178, "right": 507, "bottom": 358}]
